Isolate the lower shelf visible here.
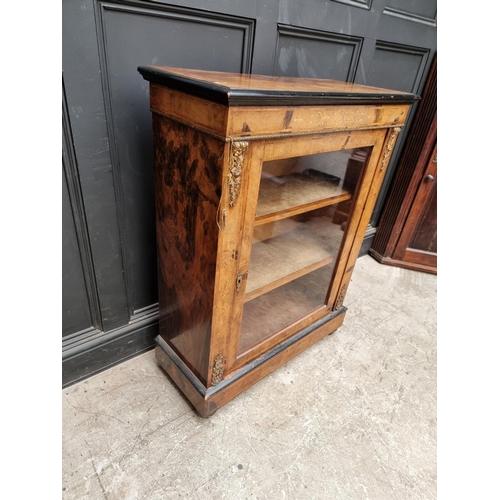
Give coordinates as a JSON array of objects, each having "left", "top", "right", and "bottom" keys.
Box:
[
  {"left": 239, "top": 262, "right": 335, "bottom": 352},
  {"left": 246, "top": 215, "right": 344, "bottom": 302}
]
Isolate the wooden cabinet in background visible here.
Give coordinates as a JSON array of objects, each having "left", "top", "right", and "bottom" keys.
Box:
[
  {"left": 139, "top": 66, "right": 417, "bottom": 417},
  {"left": 391, "top": 139, "right": 437, "bottom": 270},
  {"left": 370, "top": 55, "right": 437, "bottom": 274}
]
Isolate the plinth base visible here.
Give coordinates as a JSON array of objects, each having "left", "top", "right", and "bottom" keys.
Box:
[{"left": 155, "top": 308, "right": 346, "bottom": 418}]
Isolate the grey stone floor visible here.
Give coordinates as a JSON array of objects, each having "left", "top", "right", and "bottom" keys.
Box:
[{"left": 62, "top": 255, "right": 437, "bottom": 500}]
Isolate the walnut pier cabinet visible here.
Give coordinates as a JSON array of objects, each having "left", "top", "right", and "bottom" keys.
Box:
[{"left": 138, "top": 66, "right": 417, "bottom": 417}]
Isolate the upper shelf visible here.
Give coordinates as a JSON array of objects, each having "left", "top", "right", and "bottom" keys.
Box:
[
  {"left": 137, "top": 66, "right": 419, "bottom": 107},
  {"left": 255, "top": 172, "right": 352, "bottom": 226}
]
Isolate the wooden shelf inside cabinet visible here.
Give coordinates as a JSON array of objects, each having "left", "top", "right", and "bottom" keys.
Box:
[
  {"left": 138, "top": 65, "right": 417, "bottom": 418},
  {"left": 239, "top": 262, "right": 335, "bottom": 353},
  {"left": 255, "top": 173, "right": 352, "bottom": 225},
  {"left": 245, "top": 217, "right": 344, "bottom": 302}
]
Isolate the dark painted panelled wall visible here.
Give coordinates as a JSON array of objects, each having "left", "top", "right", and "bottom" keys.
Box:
[{"left": 62, "top": 0, "right": 437, "bottom": 386}]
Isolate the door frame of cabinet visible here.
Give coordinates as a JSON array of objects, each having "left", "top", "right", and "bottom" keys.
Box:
[
  {"left": 216, "top": 130, "right": 385, "bottom": 373},
  {"left": 207, "top": 125, "right": 398, "bottom": 381}
]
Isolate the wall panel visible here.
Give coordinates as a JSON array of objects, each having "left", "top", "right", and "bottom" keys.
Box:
[
  {"left": 62, "top": 0, "right": 436, "bottom": 386},
  {"left": 384, "top": 0, "right": 437, "bottom": 25},
  {"left": 62, "top": 167, "right": 94, "bottom": 338},
  {"left": 273, "top": 25, "right": 362, "bottom": 81},
  {"left": 62, "top": 0, "right": 256, "bottom": 386},
  {"left": 364, "top": 41, "right": 429, "bottom": 93},
  {"left": 95, "top": 0, "right": 255, "bottom": 316}
]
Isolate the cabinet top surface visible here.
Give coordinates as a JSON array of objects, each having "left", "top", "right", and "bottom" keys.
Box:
[{"left": 138, "top": 66, "right": 418, "bottom": 107}]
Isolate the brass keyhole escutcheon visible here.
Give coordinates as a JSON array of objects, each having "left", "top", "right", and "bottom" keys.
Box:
[{"left": 236, "top": 274, "right": 243, "bottom": 291}]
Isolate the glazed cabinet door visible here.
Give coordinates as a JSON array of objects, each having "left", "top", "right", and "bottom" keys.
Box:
[{"left": 218, "top": 128, "right": 390, "bottom": 375}]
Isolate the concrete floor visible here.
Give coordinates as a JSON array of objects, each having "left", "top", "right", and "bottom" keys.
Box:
[{"left": 62, "top": 255, "right": 437, "bottom": 500}]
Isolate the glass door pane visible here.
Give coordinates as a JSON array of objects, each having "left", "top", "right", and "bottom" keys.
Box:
[{"left": 238, "top": 147, "right": 371, "bottom": 354}]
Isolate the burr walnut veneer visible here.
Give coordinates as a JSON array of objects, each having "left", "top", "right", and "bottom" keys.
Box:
[{"left": 138, "top": 66, "right": 417, "bottom": 417}]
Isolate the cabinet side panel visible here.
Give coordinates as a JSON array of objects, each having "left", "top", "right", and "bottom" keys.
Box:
[{"left": 153, "top": 114, "right": 224, "bottom": 385}]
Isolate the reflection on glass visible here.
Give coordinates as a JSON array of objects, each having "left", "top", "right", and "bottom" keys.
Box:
[{"left": 238, "top": 147, "right": 370, "bottom": 354}]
